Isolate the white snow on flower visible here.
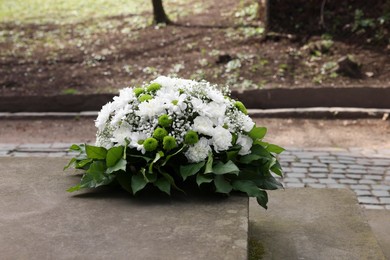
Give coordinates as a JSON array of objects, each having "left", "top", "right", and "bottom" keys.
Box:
[
  {"left": 95, "top": 102, "right": 114, "bottom": 130},
  {"left": 185, "top": 137, "right": 211, "bottom": 163},
  {"left": 211, "top": 126, "right": 232, "bottom": 152},
  {"left": 136, "top": 98, "right": 165, "bottom": 119},
  {"left": 192, "top": 116, "right": 215, "bottom": 136},
  {"left": 236, "top": 134, "right": 253, "bottom": 155}
]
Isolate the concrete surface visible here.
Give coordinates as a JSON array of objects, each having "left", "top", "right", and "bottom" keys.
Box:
[
  {"left": 249, "top": 188, "right": 385, "bottom": 259},
  {"left": 0, "top": 157, "right": 248, "bottom": 260},
  {"left": 364, "top": 210, "right": 390, "bottom": 259}
]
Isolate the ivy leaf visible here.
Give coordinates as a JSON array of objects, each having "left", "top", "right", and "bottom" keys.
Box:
[
  {"left": 180, "top": 161, "right": 205, "bottom": 181},
  {"left": 76, "top": 158, "right": 93, "bottom": 168},
  {"left": 256, "top": 191, "right": 268, "bottom": 209},
  {"left": 106, "top": 158, "right": 127, "bottom": 174},
  {"left": 63, "top": 158, "right": 76, "bottom": 170},
  {"left": 116, "top": 172, "right": 133, "bottom": 193},
  {"left": 232, "top": 180, "right": 269, "bottom": 209},
  {"left": 248, "top": 126, "right": 267, "bottom": 140},
  {"left": 204, "top": 152, "right": 214, "bottom": 174},
  {"left": 149, "top": 151, "right": 164, "bottom": 174},
  {"left": 154, "top": 178, "right": 171, "bottom": 195},
  {"left": 212, "top": 160, "right": 239, "bottom": 175},
  {"left": 131, "top": 174, "right": 148, "bottom": 195},
  {"left": 85, "top": 145, "right": 107, "bottom": 160},
  {"left": 214, "top": 175, "right": 232, "bottom": 194},
  {"left": 266, "top": 144, "right": 285, "bottom": 154},
  {"left": 106, "top": 146, "right": 124, "bottom": 167},
  {"left": 196, "top": 174, "right": 213, "bottom": 187}
]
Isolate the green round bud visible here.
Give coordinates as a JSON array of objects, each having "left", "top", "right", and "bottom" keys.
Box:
[
  {"left": 153, "top": 127, "right": 168, "bottom": 140},
  {"left": 163, "top": 136, "right": 177, "bottom": 151},
  {"left": 147, "top": 83, "right": 162, "bottom": 92},
  {"left": 234, "top": 101, "right": 248, "bottom": 115},
  {"left": 184, "top": 130, "right": 199, "bottom": 145},
  {"left": 158, "top": 114, "right": 173, "bottom": 127},
  {"left": 143, "top": 137, "right": 158, "bottom": 152},
  {"left": 133, "top": 87, "right": 144, "bottom": 97},
  {"left": 138, "top": 94, "right": 153, "bottom": 102}
]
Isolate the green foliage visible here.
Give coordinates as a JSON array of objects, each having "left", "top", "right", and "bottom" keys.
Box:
[{"left": 64, "top": 122, "right": 284, "bottom": 209}]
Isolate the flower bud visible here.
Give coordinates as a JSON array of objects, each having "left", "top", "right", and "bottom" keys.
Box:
[
  {"left": 147, "top": 83, "right": 162, "bottom": 92},
  {"left": 143, "top": 138, "right": 158, "bottom": 151},
  {"left": 184, "top": 130, "right": 199, "bottom": 144},
  {"left": 153, "top": 127, "right": 168, "bottom": 140},
  {"left": 158, "top": 114, "right": 173, "bottom": 127},
  {"left": 163, "top": 136, "right": 177, "bottom": 150}
]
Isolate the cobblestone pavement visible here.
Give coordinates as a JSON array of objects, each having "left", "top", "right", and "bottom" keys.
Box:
[{"left": 1, "top": 143, "right": 389, "bottom": 210}]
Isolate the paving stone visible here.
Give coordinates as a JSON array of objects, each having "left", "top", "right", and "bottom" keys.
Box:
[
  {"left": 338, "top": 160, "right": 356, "bottom": 165},
  {"left": 337, "top": 156, "right": 357, "bottom": 161},
  {"left": 329, "top": 173, "right": 346, "bottom": 179},
  {"left": 308, "top": 173, "right": 328, "bottom": 178},
  {"left": 340, "top": 179, "right": 358, "bottom": 184},
  {"left": 371, "top": 185, "right": 390, "bottom": 191},
  {"left": 0, "top": 143, "right": 18, "bottom": 151},
  {"left": 350, "top": 184, "right": 371, "bottom": 190},
  {"left": 301, "top": 178, "right": 319, "bottom": 184},
  {"left": 326, "top": 184, "right": 347, "bottom": 189},
  {"left": 379, "top": 197, "right": 390, "bottom": 204},
  {"left": 319, "top": 160, "right": 337, "bottom": 164},
  {"left": 330, "top": 164, "right": 347, "bottom": 169},
  {"left": 358, "top": 179, "right": 377, "bottom": 185},
  {"left": 51, "top": 143, "right": 74, "bottom": 149},
  {"left": 291, "top": 163, "right": 310, "bottom": 168},
  {"left": 346, "top": 174, "right": 362, "bottom": 180},
  {"left": 283, "top": 178, "right": 301, "bottom": 183},
  {"left": 285, "top": 173, "right": 306, "bottom": 178},
  {"left": 346, "top": 169, "right": 367, "bottom": 174},
  {"left": 0, "top": 151, "right": 10, "bottom": 156},
  {"left": 307, "top": 183, "right": 327, "bottom": 188},
  {"left": 18, "top": 143, "right": 52, "bottom": 149},
  {"left": 372, "top": 190, "right": 390, "bottom": 197},
  {"left": 285, "top": 183, "right": 305, "bottom": 188},
  {"left": 309, "top": 167, "right": 329, "bottom": 173},
  {"left": 310, "top": 163, "right": 328, "bottom": 168},
  {"left": 354, "top": 190, "right": 372, "bottom": 196},
  {"left": 290, "top": 167, "right": 307, "bottom": 173},
  {"left": 370, "top": 159, "right": 390, "bottom": 166},
  {"left": 348, "top": 164, "right": 367, "bottom": 170},
  {"left": 366, "top": 167, "right": 386, "bottom": 174},
  {"left": 47, "top": 152, "right": 68, "bottom": 157},
  {"left": 364, "top": 175, "right": 383, "bottom": 181},
  {"left": 363, "top": 205, "right": 385, "bottom": 210},
  {"left": 331, "top": 168, "right": 346, "bottom": 174},
  {"left": 318, "top": 179, "right": 338, "bottom": 184},
  {"left": 358, "top": 196, "right": 379, "bottom": 204},
  {"left": 300, "top": 159, "right": 318, "bottom": 164}
]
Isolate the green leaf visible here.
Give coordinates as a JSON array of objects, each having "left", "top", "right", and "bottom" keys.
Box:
[
  {"left": 76, "top": 158, "right": 93, "bottom": 168},
  {"left": 232, "top": 180, "right": 262, "bottom": 197},
  {"left": 85, "top": 145, "right": 107, "bottom": 159},
  {"left": 239, "top": 153, "right": 263, "bottom": 164},
  {"left": 270, "top": 160, "right": 283, "bottom": 177},
  {"left": 266, "top": 144, "right": 285, "bottom": 154},
  {"left": 212, "top": 160, "right": 240, "bottom": 175},
  {"left": 204, "top": 152, "right": 214, "bottom": 174},
  {"left": 106, "top": 158, "right": 127, "bottom": 174},
  {"left": 131, "top": 174, "right": 148, "bottom": 195},
  {"left": 180, "top": 161, "right": 205, "bottom": 181},
  {"left": 69, "top": 144, "right": 82, "bottom": 152},
  {"left": 63, "top": 158, "right": 76, "bottom": 170},
  {"left": 161, "top": 145, "right": 186, "bottom": 166},
  {"left": 154, "top": 178, "right": 171, "bottom": 195},
  {"left": 249, "top": 126, "right": 267, "bottom": 140},
  {"left": 116, "top": 172, "right": 133, "bottom": 193},
  {"left": 256, "top": 191, "right": 268, "bottom": 209},
  {"left": 214, "top": 175, "right": 232, "bottom": 194},
  {"left": 254, "top": 176, "right": 283, "bottom": 190},
  {"left": 149, "top": 151, "right": 164, "bottom": 173},
  {"left": 196, "top": 174, "right": 213, "bottom": 187},
  {"left": 67, "top": 184, "right": 81, "bottom": 192},
  {"left": 106, "top": 146, "right": 124, "bottom": 167}
]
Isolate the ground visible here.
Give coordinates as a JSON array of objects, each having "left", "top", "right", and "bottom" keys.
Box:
[
  {"left": 1, "top": 0, "right": 389, "bottom": 96},
  {"left": 2, "top": 117, "right": 389, "bottom": 149}
]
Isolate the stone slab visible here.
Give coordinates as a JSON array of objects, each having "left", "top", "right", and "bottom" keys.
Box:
[
  {"left": 249, "top": 188, "right": 385, "bottom": 259},
  {"left": 364, "top": 210, "right": 390, "bottom": 260},
  {"left": 0, "top": 158, "right": 248, "bottom": 260}
]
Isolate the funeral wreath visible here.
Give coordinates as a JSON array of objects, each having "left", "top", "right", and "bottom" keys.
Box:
[{"left": 65, "top": 76, "right": 284, "bottom": 208}]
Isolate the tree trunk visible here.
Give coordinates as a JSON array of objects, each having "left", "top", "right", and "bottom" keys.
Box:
[{"left": 152, "top": 0, "right": 172, "bottom": 24}]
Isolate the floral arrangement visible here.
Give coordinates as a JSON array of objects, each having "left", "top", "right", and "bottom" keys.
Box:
[{"left": 65, "top": 76, "right": 283, "bottom": 208}]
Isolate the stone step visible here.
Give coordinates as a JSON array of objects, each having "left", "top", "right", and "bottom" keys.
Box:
[
  {"left": 249, "top": 188, "right": 386, "bottom": 259},
  {"left": 0, "top": 158, "right": 248, "bottom": 260}
]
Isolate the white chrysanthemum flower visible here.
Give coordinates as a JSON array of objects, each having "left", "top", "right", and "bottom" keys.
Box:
[
  {"left": 192, "top": 116, "right": 215, "bottom": 136},
  {"left": 95, "top": 102, "right": 113, "bottom": 130},
  {"left": 208, "top": 89, "right": 225, "bottom": 103},
  {"left": 110, "top": 122, "right": 132, "bottom": 145},
  {"left": 136, "top": 98, "right": 165, "bottom": 119},
  {"left": 111, "top": 104, "right": 132, "bottom": 126},
  {"left": 185, "top": 137, "right": 211, "bottom": 163},
  {"left": 128, "top": 132, "right": 148, "bottom": 154},
  {"left": 153, "top": 76, "right": 196, "bottom": 89},
  {"left": 211, "top": 126, "right": 232, "bottom": 152},
  {"left": 236, "top": 134, "right": 253, "bottom": 155},
  {"left": 111, "top": 87, "right": 135, "bottom": 111}
]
